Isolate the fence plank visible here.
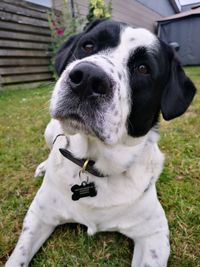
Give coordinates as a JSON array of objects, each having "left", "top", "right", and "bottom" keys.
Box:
[
  {"left": 0, "top": 11, "right": 49, "bottom": 28},
  {"left": 2, "top": 73, "right": 52, "bottom": 84},
  {"left": 0, "top": 66, "right": 50, "bottom": 75},
  {"left": 0, "top": 30, "right": 51, "bottom": 42},
  {"left": 0, "top": 21, "right": 51, "bottom": 35},
  {"left": 0, "top": 40, "right": 49, "bottom": 50},
  {"left": 0, "top": 2, "right": 48, "bottom": 20},
  {"left": 0, "top": 58, "right": 50, "bottom": 66},
  {"left": 0, "top": 49, "right": 51, "bottom": 57}
]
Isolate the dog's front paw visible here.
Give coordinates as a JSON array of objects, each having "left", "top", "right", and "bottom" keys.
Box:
[{"left": 34, "top": 160, "right": 47, "bottom": 177}]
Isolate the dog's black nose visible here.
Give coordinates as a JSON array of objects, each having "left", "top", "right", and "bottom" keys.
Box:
[{"left": 68, "top": 62, "right": 111, "bottom": 98}]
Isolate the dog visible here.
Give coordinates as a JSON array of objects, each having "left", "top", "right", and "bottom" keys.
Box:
[{"left": 5, "top": 19, "right": 196, "bottom": 267}]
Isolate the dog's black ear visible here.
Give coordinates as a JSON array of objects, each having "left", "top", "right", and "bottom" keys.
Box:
[
  {"left": 161, "top": 47, "right": 196, "bottom": 120},
  {"left": 84, "top": 18, "right": 107, "bottom": 31},
  {"left": 55, "top": 32, "right": 83, "bottom": 76}
]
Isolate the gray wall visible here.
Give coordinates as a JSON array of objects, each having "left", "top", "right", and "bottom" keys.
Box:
[
  {"left": 53, "top": 0, "right": 162, "bottom": 32},
  {"left": 158, "top": 16, "right": 200, "bottom": 65},
  {"left": 136, "top": 0, "right": 175, "bottom": 16}
]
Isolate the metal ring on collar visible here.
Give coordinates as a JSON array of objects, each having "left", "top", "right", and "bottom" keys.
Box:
[{"left": 79, "top": 159, "right": 90, "bottom": 178}]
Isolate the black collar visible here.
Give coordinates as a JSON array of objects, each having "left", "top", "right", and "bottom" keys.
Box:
[
  {"left": 59, "top": 148, "right": 105, "bottom": 177},
  {"left": 53, "top": 134, "right": 105, "bottom": 177}
]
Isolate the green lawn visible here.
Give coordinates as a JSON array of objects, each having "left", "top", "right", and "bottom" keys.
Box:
[{"left": 0, "top": 67, "right": 200, "bottom": 267}]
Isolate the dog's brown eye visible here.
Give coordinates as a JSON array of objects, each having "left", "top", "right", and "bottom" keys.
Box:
[
  {"left": 82, "top": 42, "right": 94, "bottom": 53},
  {"left": 138, "top": 64, "right": 149, "bottom": 74}
]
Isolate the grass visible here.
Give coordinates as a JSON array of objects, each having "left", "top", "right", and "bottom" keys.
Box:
[{"left": 0, "top": 67, "right": 200, "bottom": 267}]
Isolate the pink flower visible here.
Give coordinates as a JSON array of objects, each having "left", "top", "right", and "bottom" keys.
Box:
[{"left": 56, "top": 28, "right": 65, "bottom": 36}]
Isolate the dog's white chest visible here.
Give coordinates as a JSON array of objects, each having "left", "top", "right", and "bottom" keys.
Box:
[{"left": 33, "top": 132, "right": 164, "bottom": 236}]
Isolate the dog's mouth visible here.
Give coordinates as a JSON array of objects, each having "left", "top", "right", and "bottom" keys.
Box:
[
  {"left": 58, "top": 112, "right": 95, "bottom": 136},
  {"left": 67, "top": 113, "right": 84, "bottom": 123}
]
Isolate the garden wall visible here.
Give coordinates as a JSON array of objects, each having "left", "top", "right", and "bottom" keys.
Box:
[
  {"left": 0, "top": 0, "right": 53, "bottom": 87},
  {"left": 52, "top": 0, "right": 162, "bottom": 32}
]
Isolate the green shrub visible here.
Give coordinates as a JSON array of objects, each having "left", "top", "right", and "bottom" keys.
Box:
[
  {"left": 47, "top": 2, "right": 85, "bottom": 78},
  {"left": 48, "top": 0, "right": 112, "bottom": 78},
  {"left": 87, "top": 0, "right": 112, "bottom": 23}
]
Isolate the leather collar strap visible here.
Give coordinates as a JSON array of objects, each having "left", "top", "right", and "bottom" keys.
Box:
[{"left": 59, "top": 148, "right": 105, "bottom": 178}]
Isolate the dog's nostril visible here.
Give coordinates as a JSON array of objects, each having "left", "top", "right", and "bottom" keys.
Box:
[
  {"left": 92, "top": 78, "right": 109, "bottom": 95},
  {"left": 94, "top": 84, "right": 106, "bottom": 95},
  {"left": 68, "top": 62, "right": 111, "bottom": 97},
  {"left": 69, "top": 70, "right": 83, "bottom": 85}
]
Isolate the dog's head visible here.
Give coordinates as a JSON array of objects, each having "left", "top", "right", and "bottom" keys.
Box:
[{"left": 50, "top": 19, "right": 196, "bottom": 145}]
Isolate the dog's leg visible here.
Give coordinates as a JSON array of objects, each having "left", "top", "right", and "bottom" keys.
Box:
[
  {"left": 5, "top": 208, "right": 55, "bottom": 267},
  {"left": 121, "top": 192, "right": 170, "bottom": 267},
  {"left": 131, "top": 231, "right": 170, "bottom": 267}
]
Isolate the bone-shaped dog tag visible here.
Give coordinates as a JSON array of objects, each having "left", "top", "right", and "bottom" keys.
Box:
[{"left": 71, "top": 181, "right": 97, "bottom": 201}]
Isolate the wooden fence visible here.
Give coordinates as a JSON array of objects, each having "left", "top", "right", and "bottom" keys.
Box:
[{"left": 0, "top": 0, "right": 53, "bottom": 87}]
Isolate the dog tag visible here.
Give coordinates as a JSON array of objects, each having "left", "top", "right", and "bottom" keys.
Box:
[{"left": 71, "top": 181, "right": 97, "bottom": 201}]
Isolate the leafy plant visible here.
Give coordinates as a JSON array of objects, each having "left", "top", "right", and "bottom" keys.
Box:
[
  {"left": 47, "top": 0, "right": 112, "bottom": 78},
  {"left": 87, "top": 0, "right": 112, "bottom": 24},
  {"left": 47, "top": 1, "right": 85, "bottom": 78}
]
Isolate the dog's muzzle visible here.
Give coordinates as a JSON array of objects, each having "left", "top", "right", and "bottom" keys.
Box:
[
  {"left": 51, "top": 60, "right": 119, "bottom": 144},
  {"left": 68, "top": 62, "right": 112, "bottom": 99}
]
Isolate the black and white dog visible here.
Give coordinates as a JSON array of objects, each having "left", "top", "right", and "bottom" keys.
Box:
[{"left": 6, "top": 20, "right": 196, "bottom": 267}]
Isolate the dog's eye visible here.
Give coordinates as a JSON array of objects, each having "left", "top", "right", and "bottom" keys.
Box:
[
  {"left": 82, "top": 41, "right": 95, "bottom": 53},
  {"left": 137, "top": 64, "right": 149, "bottom": 75}
]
